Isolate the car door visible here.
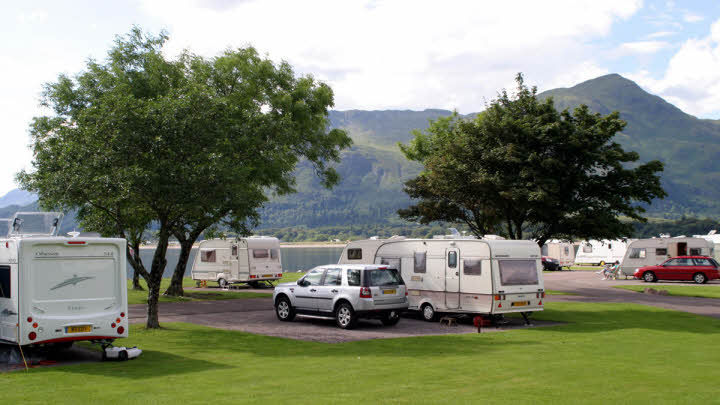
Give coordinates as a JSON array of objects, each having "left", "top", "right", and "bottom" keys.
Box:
[
  {"left": 294, "top": 268, "right": 324, "bottom": 311},
  {"left": 675, "top": 257, "right": 695, "bottom": 280},
  {"left": 660, "top": 258, "right": 685, "bottom": 280},
  {"left": 315, "top": 268, "right": 342, "bottom": 313},
  {"left": 691, "top": 257, "right": 714, "bottom": 281}
]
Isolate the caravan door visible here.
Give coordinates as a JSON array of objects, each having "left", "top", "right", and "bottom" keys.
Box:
[
  {"left": 0, "top": 264, "right": 17, "bottom": 342},
  {"left": 229, "top": 244, "right": 240, "bottom": 280},
  {"left": 445, "top": 248, "right": 460, "bottom": 309}
]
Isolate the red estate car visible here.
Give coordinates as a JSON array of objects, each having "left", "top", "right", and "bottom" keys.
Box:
[{"left": 634, "top": 256, "right": 720, "bottom": 284}]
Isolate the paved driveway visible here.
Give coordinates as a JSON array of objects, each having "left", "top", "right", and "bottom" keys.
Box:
[{"left": 543, "top": 270, "right": 720, "bottom": 319}]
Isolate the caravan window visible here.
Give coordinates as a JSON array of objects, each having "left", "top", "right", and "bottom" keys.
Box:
[
  {"left": 498, "top": 260, "right": 539, "bottom": 285},
  {"left": 252, "top": 249, "right": 269, "bottom": 259},
  {"left": 629, "top": 248, "right": 646, "bottom": 259},
  {"left": 0, "top": 265, "right": 10, "bottom": 298},
  {"left": 656, "top": 248, "right": 667, "bottom": 256},
  {"left": 463, "top": 259, "right": 482, "bottom": 275},
  {"left": 448, "top": 251, "right": 457, "bottom": 268},
  {"left": 583, "top": 244, "right": 593, "bottom": 253},
  {"left": 689, "top": 248, "right": 702, "bottom": 256},
  {"left": 231, "top": 245, "right": 238, "bottom": 256},
  {"left": 200, "top": 249, "right": 216, "bottom": 262},
  {"left": 347, "top": 249, "right": 362, "bottom": 260},
  {"left": 564, "top": 247, "right": 570, "bottom": 255},
  {"left": 414, "top": 252, "right": 426, "bottom": 273},
  {"left": 270, "top": 249, "right": 279, "bottom": 260}
]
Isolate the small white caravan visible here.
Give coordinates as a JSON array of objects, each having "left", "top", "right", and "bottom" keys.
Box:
[
  {"left": 191, "top": 237, "right": 283, "bottom": 288},
  {"left": 0, "top": 212, "right": 128, "bottom": 346},
  {"left": 693, "top": 231, "right": 720, "bottom": 262},
  {"left": 339, "top": 235, "right": 545, "bottom": 322},
  {"left": 620, "top": 236, "right": 714, "bottom": 277},
  {"left": 573, "top": 239, "right": 629, "bottom": 266},
  {"left": 541, "top": 240, "right": 575, "bottom": 269}
]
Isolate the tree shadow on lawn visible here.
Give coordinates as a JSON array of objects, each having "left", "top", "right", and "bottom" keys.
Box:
[{"left": 59, "top": 349, "right": 231, "bottom": 379}]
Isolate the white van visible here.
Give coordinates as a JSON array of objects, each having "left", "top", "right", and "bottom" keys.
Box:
[
  {"left": 574, "top": 239, "right": 629, "bottom": 266},
  {"left": 191, "top": 237, "right": 283, "bottom": 288},
  {"left": 339, "top": 237, "right": 545, "bottom": 323},
  {"left": 620, "top": 236, "right": 714, "bottom": 277},
  {"left": 541, "top": 240, "right": 575, "bottom": 269},
  {"left": 0, "top": 212, "right": 128, "bottom": 346}
]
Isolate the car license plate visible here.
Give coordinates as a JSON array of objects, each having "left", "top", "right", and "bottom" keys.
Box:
[
  {"left": 511, "top": 301, "right": 529, "bottom": 307},
  {"left": 262, "top": 274, "right": 273, "bottom": 278},
  {"left": 383, "top": 289, "right": 396, "bottom": 295},
  {"left": 65, "top": 325, "right": 92, "bottom": 334}
]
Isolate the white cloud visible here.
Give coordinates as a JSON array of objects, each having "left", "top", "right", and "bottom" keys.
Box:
[
  {"left": 617, "top": 40, "right": 671, "bottom": 55},
  {"left": 644, "top": 31, "right": 676, "bottom": 39},
  {"left": 16, "top": 9, "right": 48, "bottom": 24},
  {"left": 137, "top": 0, "right": 642, "bottom": 112},
  {"left": 683, "top": 13, "right": 704, "bottom": 23},
  {"left": 627, "top": 18, "right": 720, "bottom": 118}
]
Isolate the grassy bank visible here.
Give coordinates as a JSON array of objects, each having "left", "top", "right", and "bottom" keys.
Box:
[
  {"left": 3, "top": 302, "right": 719, "bottom": 403},
  {"left": 126, "top": 278, "right": 272, "bottom": 305},
  {"left": 614, "top": 284, "right": 720, "bottom": 299}
]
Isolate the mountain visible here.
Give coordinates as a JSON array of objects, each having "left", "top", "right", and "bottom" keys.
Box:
[
  {"left": 0, "top": 189, "right": 37, "bottom": 209},
  {"left": 8, "top": 74, "right": 720, "bottom": 232},
  {"left": 539, "top": 74, "right": 720, "bottom": 216}
]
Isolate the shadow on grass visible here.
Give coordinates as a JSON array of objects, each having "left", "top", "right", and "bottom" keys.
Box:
[{"left": 60, "top": 349, "right": 231, "bottom": 379}]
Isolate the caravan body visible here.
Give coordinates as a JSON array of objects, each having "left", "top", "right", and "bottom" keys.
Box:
[
  {"left": 574, "top": 239, "right": 629, "bottom": 266},
  {"left": 191, "top": 237, "right": 283, "bottom": 287},
  {"left": 0, "top": 212, "right": 128, "bottom": 346},
  {"left": 620, "top": 237, "right": 714, "bottom": 277},
  {"left": 541, "top": 240, "right": 575, "bottom": 268},
  {"left": 339, "top": 238, "right": 544, "bottom": 317},
  {"left": 692, "top": 231, "right": 720, "bottom": 262}
]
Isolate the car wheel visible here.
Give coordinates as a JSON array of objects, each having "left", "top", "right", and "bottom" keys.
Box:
[
  {"left": 693, "top": 272, "right": 707, "bottom": 284},
  {"left": 218, "top": 278, "right": 228, "bottom": 289},
  {"left": 421, "top": 303, "right": 436, "bottom": 322},
  {"left": 381, "top": 310, "right": 401, "bottom": 326},
  {"left": 119, "top": 350, "right": 128, "bottom": 361},
  {"left": 335, "top": 302, "right": 357, "bottom": 329},
  {"left": 275, "top": 296, "right": 295, "bottom": 321},
  {"left": 643, "top": 271, "right": 657, "bottom": 283}
]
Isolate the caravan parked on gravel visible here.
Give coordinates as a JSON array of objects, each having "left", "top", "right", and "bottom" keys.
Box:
[
  {"left": 619, "top": 236, "right": 714, "bottom": 277},
  {"left": 191, "top": 237, "right": 283, "bottom": 288},
  {"left": 0, "top": 212, "right": 128, "bottom": 347},
  {"left": 338, "top": 235, "right": 545, "bottom": 323},
  {"left": 574, "top": 239, "right": 629, "bottom": 266},
  {"left": 541, "top": 240, "right": 576, "bottom": 269}
]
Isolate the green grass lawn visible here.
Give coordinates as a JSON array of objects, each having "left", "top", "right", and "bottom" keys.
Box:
[
  {"left": 3, "top": 301, "right": 719, "bottom": 404},
  {"left": 126, "top": 278, "right": 272, "bottom": 305},
  {"left": 614, "top": 284, "right": 720, "bottom": 299}
]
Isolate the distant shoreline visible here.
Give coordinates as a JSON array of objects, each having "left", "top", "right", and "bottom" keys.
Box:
[{"left": 140, "top": 242, "right": 347, "bottom": 250}]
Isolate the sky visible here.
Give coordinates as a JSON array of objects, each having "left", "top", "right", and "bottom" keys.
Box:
[{"left": 1, "top": 0, "right": 720, "bottom": 195}]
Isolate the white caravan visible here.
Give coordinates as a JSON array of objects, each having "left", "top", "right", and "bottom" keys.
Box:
[
  {"left": 541, "top": 240, "right": 575, "bottom": 269},
  {"left": 573, "top": 239, "right": 629, "bottom": 266},
  {"left": 339, "top": 237, "right": 545, "bottom": 322},
  {"left": 693, "top": 231, "right": 720, "bottom": 261},
  {"left": 191, "top": 237, "right": 283, "bottom": 288},
  {"left": 0, "top": 212, "right": 128, "bottom": 347},
  {"left": 619, "top": 236, "right": 714, "bottom": 277}
]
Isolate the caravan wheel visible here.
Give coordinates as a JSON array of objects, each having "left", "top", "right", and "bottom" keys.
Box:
[
  {"left": 421, "top": 304, "right": 437, "bottom": 322},
  {"left": 218, "top": 278, "right": 228, "bottom": 289}
]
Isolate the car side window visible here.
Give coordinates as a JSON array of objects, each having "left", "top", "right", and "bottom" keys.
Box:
[
  {"left": 323, "top": 268, "right": 342, "bottom": 286},
  {"left": 303, "top": 269, "right": 323, "bottom": 286},
  {"left": 347, "top": 269, "right": 361, "bottom": 286},
  {"left": 693, "top": 258, "right": 711, "bottom": 266}
]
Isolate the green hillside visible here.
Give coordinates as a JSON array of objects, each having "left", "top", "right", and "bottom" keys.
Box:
[{"left": 539, "top": 74, "right": 720, "bottom": 217}]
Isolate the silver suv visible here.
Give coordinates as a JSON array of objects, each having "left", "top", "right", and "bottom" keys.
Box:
[{"left": 273, "top": 264, "right": 408, "bottom": 329}]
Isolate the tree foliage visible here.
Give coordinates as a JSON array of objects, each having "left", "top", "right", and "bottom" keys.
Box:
[
  {"left": 399, "top": 73, "right": 666, "bottom": 246},
  {"left": 18, "top": 27, "right": 351, "bottom": 327}
]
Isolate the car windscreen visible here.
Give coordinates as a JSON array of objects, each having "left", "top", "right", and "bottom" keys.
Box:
[
  {"left": 364, "top": 268, "right": 404, "bottom": 286},
  {"left": 498, "top": 260, "right": 539, "bottom": 286}
]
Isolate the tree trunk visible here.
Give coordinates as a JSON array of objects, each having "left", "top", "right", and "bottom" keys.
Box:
[
  {"left": 164, "top": 239, "right": 195, "bottom": 297},
  {"left": 145, "top": 230, "right": 170, "bottom": 329},
  {"left": 132, "top": 269, "right": 143, "bottom": 290}
]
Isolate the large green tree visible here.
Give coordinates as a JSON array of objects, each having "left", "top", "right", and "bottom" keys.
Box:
[
  {"left": 399, "top": 74, "right": 666, "bottom": 246},
  {"left": 18, "top": 27, "right": 351, "bottom": 328}
]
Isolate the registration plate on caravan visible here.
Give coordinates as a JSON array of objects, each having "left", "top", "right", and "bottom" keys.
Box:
[
  {"left": 383, "top": 289, "right": 396, "bottom": 295},
  {"left": 511, "top": 301, "right": 529, "bottom": 307},
  {"left": 65, "top": 325, "right": 92, "bottom": 334},
  {"left": 262, "top": 274, "right": 273, "bottom": 278}
]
